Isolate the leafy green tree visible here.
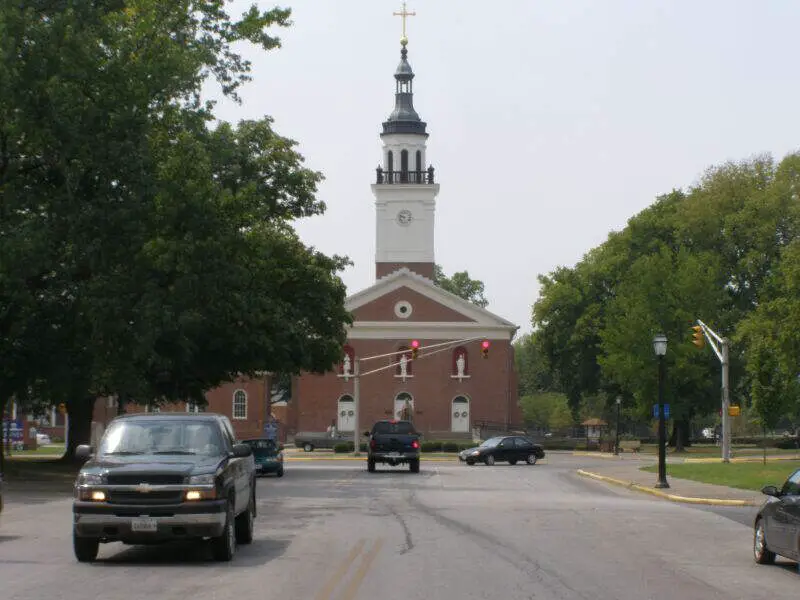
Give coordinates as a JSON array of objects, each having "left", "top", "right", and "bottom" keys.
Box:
[
  {"left": 0, "top": 2, "right": 352, "bottom": 458},
  {"left": 520, "top": 392, "right": 572, "bottom": 431},
  {"left": 514, "top": 333, "right": 558, "bottom": 396},
  {"left": 434, "top": 265, "right": 489, "bottom": 308}
]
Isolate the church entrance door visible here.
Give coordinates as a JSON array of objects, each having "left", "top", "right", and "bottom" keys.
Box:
[{"left": 452, "top": 396, "right": 470, "bottom": 432}]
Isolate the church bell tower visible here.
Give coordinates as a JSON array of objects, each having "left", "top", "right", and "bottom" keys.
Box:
[{"left": 372, "top": 14, "right": 440, "bottom": 281}]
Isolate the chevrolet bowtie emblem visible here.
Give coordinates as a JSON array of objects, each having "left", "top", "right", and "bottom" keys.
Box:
[{"left": 136, "top": 483, "right": 152, "bottom": 493}]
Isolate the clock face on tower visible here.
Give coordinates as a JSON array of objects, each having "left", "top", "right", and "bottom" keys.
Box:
[{"left": 396, "top": 209, "right": 413, "bottom": 226}]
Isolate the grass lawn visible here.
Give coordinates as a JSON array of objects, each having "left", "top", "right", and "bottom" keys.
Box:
[
  {"left": 14, "top": 444, "right": 66, "bottom": 457},
  {"left": 641, "top": 461, "right": 800, "bottom": 492},
  {"left": 2, "top": 456, "right": 80, "bottom": 483},
  {"left": 637, "top": 444, "right": 796, "bottom": 456}
]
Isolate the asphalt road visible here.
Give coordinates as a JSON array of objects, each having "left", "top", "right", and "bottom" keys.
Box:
[{"left": 0, "top": 453, "right": 797, "bottom": 600}]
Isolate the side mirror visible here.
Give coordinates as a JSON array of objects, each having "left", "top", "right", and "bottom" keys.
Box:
[
  {"left": 363, "top": 431, "right": 370, "bottom": 437},
  {"left": 231, "top": 443, "right": 252, "bottom": 458},
  {"left": 75, "top": 445, "right": 93, "bottom": 460},
  {"left": 278, "top": 444, "right": 285, "bottom": 451},
  {"left": 762, "top": 485, "right": 781, "bottom": 497}
]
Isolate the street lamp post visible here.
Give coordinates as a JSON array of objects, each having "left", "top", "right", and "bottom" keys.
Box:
[
  {"left": 653, "top": 333, "right": 669, "bottom": 489},
  {"left": 615, "top": 396, "right": 622, "bottom": 456}
]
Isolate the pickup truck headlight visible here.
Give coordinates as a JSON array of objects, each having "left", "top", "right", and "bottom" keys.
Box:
[
  {"left": 77, "top": 472, "right": 104, "bottom": 486},
  {"left": 470, "top": 450, "right": 481, "bottom": 457},
  {"left": 188, "top": 474, "right": 215, "bottom": 485}
]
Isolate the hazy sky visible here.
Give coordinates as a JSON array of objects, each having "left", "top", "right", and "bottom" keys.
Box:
[{"left": 207, "top": 1, "right": 800, "bottom": 335}]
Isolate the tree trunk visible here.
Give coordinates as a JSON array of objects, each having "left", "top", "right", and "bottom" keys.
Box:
[
  {"left": 669, "top": 419, "right": 692, "bottom": 452},
  {"left": 61, "top": 396, "right": 96, "bottom": 462}
]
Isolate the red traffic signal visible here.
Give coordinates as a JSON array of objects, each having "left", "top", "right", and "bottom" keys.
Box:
[
  {"left": 410, "top": 340, "right": 420, "bottom": 359},
  {"left": 481, "top": 340, "right": 490, "bottom": 359}
]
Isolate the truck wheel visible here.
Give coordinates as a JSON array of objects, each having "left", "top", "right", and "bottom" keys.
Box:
[
  {"left": 276, "top": 467, "right": 284, "bottom": 478},
  {"left": 235, "top": 491, "right": 255, "bottom": 545},
  {"left": 73, "top": 532, "right": 99, "bottom": 563},
  {"left": 303, "top": 443, "right": 314, "bottom": 452},
  {"left": 212, "top": 500, "right": 236, "bottom": 561},
  {"left": 367, "top": 458, "right": 376, "bottom": 472},
  {"left": 409, "top": 459, "right": 420, "bottom": 473}
]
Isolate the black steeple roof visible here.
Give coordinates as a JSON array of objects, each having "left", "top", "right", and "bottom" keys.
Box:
[{"left": 382, "top": 39, "right": 428, "bottom": 136}]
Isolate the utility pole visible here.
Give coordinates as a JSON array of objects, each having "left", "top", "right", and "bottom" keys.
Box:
[
  {"left": 353, "top": 359, "right": 361, "bottom": 456},
  {"left": 721, "top": 338, "right": 731, "bottom": 463},
  {"left": 695, "top": 319, "right": 731, "bottom": 463}
]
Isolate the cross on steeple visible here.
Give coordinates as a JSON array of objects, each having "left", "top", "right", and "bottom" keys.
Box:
[{"left": 393, "top": 1, "right": 416, "bottom": 43}]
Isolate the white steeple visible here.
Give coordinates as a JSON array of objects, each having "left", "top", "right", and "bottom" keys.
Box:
[{"left": 371, "top": 34, "right": 440, "bottom": 281}]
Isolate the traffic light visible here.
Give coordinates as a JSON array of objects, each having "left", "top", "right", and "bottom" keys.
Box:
[
  {"left": 481, "top": 340, "right": 490, "bottom": 359},
  {"left": 691, "top": 325, "right": 705, "bottom": 348},
  {"left": 410, "top": 340, "right": 420, "bottom": 359}
]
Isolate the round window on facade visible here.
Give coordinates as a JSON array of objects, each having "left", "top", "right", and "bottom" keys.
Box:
[{"left": 394, "top": 300, "right": 413, "bottom": 319}]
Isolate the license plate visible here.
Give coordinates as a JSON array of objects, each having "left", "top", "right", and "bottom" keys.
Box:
[
  {"left": 387, "top": 452, "right": 401, "bottom": 457},
  {"left": 131, "top": 517, "right": 158, "bottom": 532}
]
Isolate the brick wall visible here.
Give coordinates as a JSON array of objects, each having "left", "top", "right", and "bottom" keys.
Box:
[{"left": 292, "top": 337, "right": 521, "bottom": 434}]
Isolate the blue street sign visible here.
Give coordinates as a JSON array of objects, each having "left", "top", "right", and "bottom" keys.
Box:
[{"left": 652, "top": 404, "right": 670, "bottom": 419}]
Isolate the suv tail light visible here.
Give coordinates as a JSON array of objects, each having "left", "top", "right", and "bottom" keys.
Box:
[
  {"left": 370, "top": 439, "right": 377, "bottom": 449},
  {"left": 411, "top": 440, "right": 419, "bottom": 449}
]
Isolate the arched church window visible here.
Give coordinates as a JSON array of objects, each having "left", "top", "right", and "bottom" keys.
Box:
[
  {"left": 415, "top": 150, "right": 422, "bottom": 180},
  {"left": 387, "top": 151, "right": 394, "bottom": 182},
  {"left": 400, "top": 149, "right": 409, "bottom": 182},
  {"left": 452, "top": 347, "right": 469, "bottom": 378}
]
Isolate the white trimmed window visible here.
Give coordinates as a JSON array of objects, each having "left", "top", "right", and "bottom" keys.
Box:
[
  {"left": 186, "top": 402, "right": 200, "bottom": 413},
  {"left": 145, "top": 404, "right": 160, "bottom": 413},
  {"left": 232, "top": 390, "right": 247, "bottom": 420}
]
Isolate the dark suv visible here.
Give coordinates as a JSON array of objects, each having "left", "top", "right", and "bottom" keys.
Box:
[
  {"left": 72, "top": 412, "right": 256, "bottom": 562},
  {"left": 365, "top": 420, "right": 421, "bottom": 473}
]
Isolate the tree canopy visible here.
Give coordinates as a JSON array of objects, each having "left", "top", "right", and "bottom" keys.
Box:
[
  {"left": 0, "top": 1, "right": 352, "bottom": 456},
  {"left": 528, "top": 153, "right": 800, "bottom": 447},
  {"left": 434, "top": 265, "right": 489, "bottom": 308}
]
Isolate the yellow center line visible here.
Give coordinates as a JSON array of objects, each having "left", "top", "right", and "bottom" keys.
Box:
[
  {"left": 315, "top": 539, "right": 366, "bottom": 600},
  {"left": 337, "top": 538, "right": 385, "bottom": 600}
]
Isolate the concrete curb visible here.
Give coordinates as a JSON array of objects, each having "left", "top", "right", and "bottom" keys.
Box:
[
  {"left": 572, "top": 451, "right": 619, "bottom": 459},
  {"left": 575, "top": 469, "right": 759, "bottom": 507}
]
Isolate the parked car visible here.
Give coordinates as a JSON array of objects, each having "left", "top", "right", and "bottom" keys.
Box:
[
  {"left": 241, "top": 438, "right": 284, "bottom": 477},
  {"left": 71, "top": 412, "right": 256, "bottom": 563},
  {"left": 754, "top": 468, "right": 800, "bottom": 565},
  {"left": 365, "top": 419, "right": 420, "bottom": 473},
  {"left": 293, "top": 431, "right": 350, "bottom": 452},
  {"left": 459, "top": 435, "right": 545, "bottom": 466}
]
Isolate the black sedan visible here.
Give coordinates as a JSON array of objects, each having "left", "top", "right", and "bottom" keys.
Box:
[
  {"left": 754, "top": 468, "right": 800, "bottom": 565},
  {"left": 458, "top": 435, "right": 545, "bottom": 466}
]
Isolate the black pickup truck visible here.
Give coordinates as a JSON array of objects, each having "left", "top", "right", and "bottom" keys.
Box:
[
  {"left": 365, "top": 420, "right": 421, "bottom": 473},
  {"left": 72, "top": 412, "right": 256, "bottom": 563}
]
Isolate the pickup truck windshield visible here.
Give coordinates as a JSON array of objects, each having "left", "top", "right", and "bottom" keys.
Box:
[
  {"left": 372, "top": 422, "right": 417, "bottom": 435},
  {"left": 98, "top": 420, "right": 226, "bottom": 457}
]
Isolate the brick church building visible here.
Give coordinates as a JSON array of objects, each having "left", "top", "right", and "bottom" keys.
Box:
[{"left": 284, "top": 33, "right": 522, "bottom": 440}]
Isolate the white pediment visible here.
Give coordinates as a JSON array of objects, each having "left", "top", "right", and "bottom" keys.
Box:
[{"left": 345, "top": 267, "right": 518, "bottom": 338}]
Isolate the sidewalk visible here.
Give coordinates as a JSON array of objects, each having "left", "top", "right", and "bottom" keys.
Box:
[{"left": 575, "top": 454, "right": 764, "bottom": 507}]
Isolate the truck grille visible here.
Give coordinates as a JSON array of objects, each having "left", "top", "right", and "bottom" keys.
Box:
[
  {"left": 106, "top": 474, "right": 185, "bottom": 486},
  {"left": 106, "top": 490, "right": 184, "bottom": 505}
]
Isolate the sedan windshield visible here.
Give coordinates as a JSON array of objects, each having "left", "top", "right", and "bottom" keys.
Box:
[
  {"left": 243, "top": 439, "right": 277, "bottom": 456},
  {"left": 479, "top": 437, "right": 504, "bottom": 448},
  {"left": 98, "top": 420, "right": 225, "bottom": 457}
]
